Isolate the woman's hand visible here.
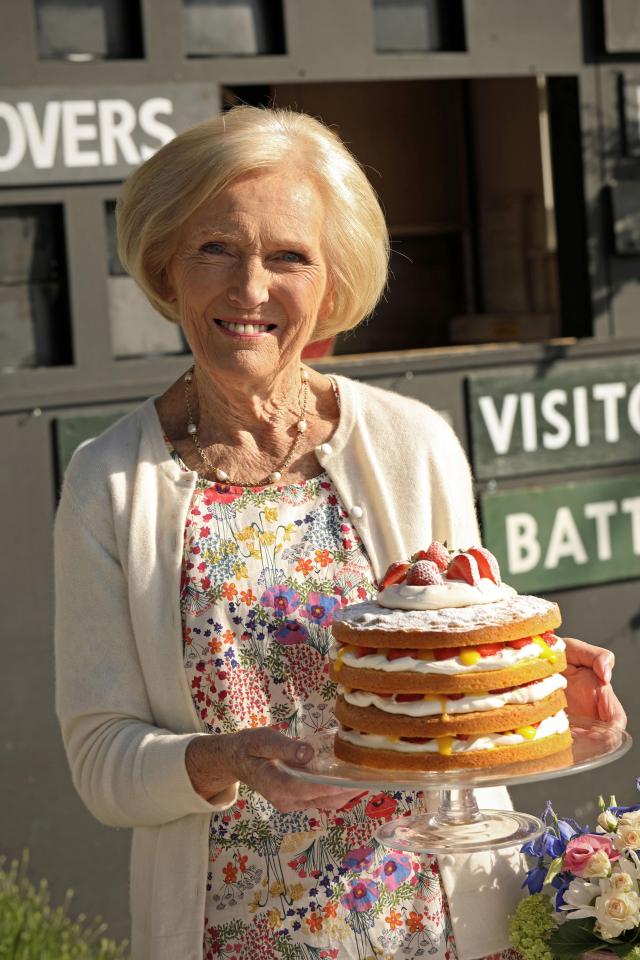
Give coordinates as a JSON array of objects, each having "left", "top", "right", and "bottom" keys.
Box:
[
  {"left": 186, "top": 727, "right": 361, "bottom": 812},
  {"left": 562, "top": 636, "right": 627, "bottom": 728}
]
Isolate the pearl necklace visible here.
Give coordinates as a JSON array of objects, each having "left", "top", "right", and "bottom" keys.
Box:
[{"left": 184, "top": 365, "right": 310, "bottom": 485}]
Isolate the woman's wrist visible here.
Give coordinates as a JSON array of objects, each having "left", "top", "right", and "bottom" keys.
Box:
[{"left": 185, "top": 733, "right": 238, "bottom": 801}]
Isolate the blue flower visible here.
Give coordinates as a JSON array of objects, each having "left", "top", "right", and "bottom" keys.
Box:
[
  {"left": 551, "top": 873, "right": 571, "bottom": 910},
  {"left": 300, "top": 592, "right": 341, "bottom": 627},
  {"left": 521, "top": 830, "right": 564, "bottom": 859},
  {"left": 612, "top": 803, "right": 640, "bottom": 815},
  {"left": 341, "top": 845, "right": 375, "bottom": 872},
  {"left": 522, "top": 865, "right": 547, "bottom": 894},
  {"left": 274, "top": 621, "right": 309, "bottom": 646}
]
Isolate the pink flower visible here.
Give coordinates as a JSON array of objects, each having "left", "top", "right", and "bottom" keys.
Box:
[{"left": 563, "top": 834, "right": 620, "bottom": 875}]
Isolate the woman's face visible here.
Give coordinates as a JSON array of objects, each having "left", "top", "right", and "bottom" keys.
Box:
[{"left": 164, "top": 167, "right": 333, "bottom": 384}]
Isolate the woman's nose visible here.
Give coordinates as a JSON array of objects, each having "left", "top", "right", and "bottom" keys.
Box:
[{"left": 227, "top": 257, "right": 269, "bottom": 309}]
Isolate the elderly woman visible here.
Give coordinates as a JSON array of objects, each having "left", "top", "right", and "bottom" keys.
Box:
[{"left": 54, "top": 106, "right": 625, "bottom": 960}]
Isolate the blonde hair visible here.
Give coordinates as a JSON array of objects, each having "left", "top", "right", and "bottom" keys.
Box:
[{"left": 116, "top": 106, "right": 389, "bottom": 341}]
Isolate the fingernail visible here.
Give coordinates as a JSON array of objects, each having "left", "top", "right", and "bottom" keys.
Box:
[{"left": 296, "top": 745, "right": 310, "bottom": 762}]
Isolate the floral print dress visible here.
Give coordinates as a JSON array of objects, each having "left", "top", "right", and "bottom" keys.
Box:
[{"left": 171, "top": 445, "right": 512, "bottom": 960}]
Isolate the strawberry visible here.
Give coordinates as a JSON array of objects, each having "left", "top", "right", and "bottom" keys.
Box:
[
  {"left": 386, "top": 648, "right": 418, "bottom": 661},
  {"left": 435, "top": 646, "right": 460, "bottom": 660},
  {"left": 467, "top": 546, "right": 502, "bottom": 585},
  {"left": 507, "top": 637, "right": 532, "bottom": 649},
  {"left": 447, "top": 692, "right": 466, "bottom": 700},
  {"left": 396, "top": 693, "right": 425, "bottom": 702},
  {"left": 445, "top": 552, "right": 481, "bottom": 586},
  {"left": 355, "top": 646, "right": 372, "bottom": 658},
  {"left": 456, "top": 734, "right": 470, "bottom": 741},
  {"left": 417, "top": 541, "right": 451, "bottom": 571},
  {"left": 541, "top": 631, "right": 558, "bottom": 645},
  {"left": 402, "top": 736, "right": 433, "bottom": 744},
  {"left": 406, "top": 559, "right": 443, "bottom": 586},
  {"left": 474, "top": 643, "right": 503, "bottom": 657},
  {"left": 379, "top": 560, "right": 411, "bottom": 590}
]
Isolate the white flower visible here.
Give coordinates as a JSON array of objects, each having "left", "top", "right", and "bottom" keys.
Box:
[
  {"left": 582, "top": 849, "right": 614, "bottom": 879},
  {"left": 620, "top": 812, "right": 640, "bottom": 830},
  {"left": 594, "top": 888, "right": 640, "bottom": 940},
  {"left": 558, "top": 877, "right": 600, "bottom": 919},
  {"left": 598, "top": 810, "right": 619, "bottom": 832},
  {"left": 614, "top": 822, "right": 640, "bottom": 852},
  {"left": 609, "top": 870, "right": 635, "bottom": 893}
]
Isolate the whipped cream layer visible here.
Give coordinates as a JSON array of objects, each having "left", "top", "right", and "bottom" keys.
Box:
[
  {"left": 338, "top": 709, "right": 570, "bottom": 754},
  {"left": 338, "top": 673, "right": 567, "bottom": 717},
  {"left": 333, "top": 594, "right": 559, "bottom": 635},
  {"left": 378, "top": 578, "right": 516, "bottom": 611},
  {"left": 330, "top": 636, "right": 565, "bottom": 675}
]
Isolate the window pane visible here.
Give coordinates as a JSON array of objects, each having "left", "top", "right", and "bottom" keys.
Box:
[
  {"left": 0, "top": 205, "right": 72, "bottom": 369},
  {"left": 34, "top": 0, "right": 143, "bottom": 60},
  {"left": 183, "top": 0, "right": 285, "bottom": 57}
]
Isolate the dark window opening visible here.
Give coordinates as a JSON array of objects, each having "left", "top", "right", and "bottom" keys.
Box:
[
  {"left": 372, "top": 0, "right": 466, "bottom": 54},
  {"left": 0, "top": 204, "right": 72, "bottom": 370},
  {"left": 228, "top": 75, "right": 588, "bottom": 356},
  {"left": 105, "top": 202, "right": 188, "bottom": 360},
  {"left": 183, "top": 0, "right": 286, "bottom": 58},
  {"left": 34, "top": 0, "right": 144, "bottom": 60}
]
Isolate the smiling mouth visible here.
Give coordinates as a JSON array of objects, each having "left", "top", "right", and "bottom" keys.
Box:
[{"left": 215, "top": 319, "right": 277, "bottom": 335}]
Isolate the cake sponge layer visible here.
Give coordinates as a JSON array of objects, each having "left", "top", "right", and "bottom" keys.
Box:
[
  {"left": 330, "top": 650, "right": 567, "bottom": 694},
  {"left": 334, "top": 729, "right": 573, "bottom": 770},
  {"left": 335, "top": 688, "right": 567, "bottom": 738}
]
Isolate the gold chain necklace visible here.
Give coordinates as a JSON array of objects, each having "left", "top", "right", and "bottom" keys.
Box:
[{"left": 184, "top": 366, "right": 310, "bottom": 485}]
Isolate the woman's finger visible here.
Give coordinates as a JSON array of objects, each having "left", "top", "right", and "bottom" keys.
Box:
[
  {"left": 563, "top": 636, "right": 614, "bottom": 682},
  {"left": 598, "top": 682, "right": 627, "bottom": 729}
]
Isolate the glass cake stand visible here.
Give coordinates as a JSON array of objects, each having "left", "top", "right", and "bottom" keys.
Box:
[{"left": 277, "top": 718, "right": 631, "bottom": 854}]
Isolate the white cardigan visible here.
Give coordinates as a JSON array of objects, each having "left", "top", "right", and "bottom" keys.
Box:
[{"left": 54, "top": 375, "right": 521, "bottom": 960}]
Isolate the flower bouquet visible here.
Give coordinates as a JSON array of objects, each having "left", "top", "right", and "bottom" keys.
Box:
[{"left": 510, "top": 783, "right": 640, "bottom": 960}]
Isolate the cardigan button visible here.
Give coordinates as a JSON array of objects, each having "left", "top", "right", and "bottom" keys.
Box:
[
  {"left": 318, "top": 442, "right": 333, "bottom": 456},
  {"left": 349, "top": 505, "right": 364, "bottom": 519}
]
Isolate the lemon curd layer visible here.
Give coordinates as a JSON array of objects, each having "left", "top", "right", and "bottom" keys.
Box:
[
  {"left": 337, "top": 709, "right": 570, "bottom": 754},
  {"left": 330, "top": 636, "right": 565, "bottom": 675},
  {"left": 338, "top": 673, "right": 567, "bottom": 717}
]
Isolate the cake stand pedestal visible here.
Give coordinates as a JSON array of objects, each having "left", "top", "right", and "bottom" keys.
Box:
[{"left": 278, "top": 718, "right": 631, "bottom": 855}]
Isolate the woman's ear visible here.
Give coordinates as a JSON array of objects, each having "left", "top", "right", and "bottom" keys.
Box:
[
  {"left": 159, "top": 266, "right": 177, "bottom": 304},
  {"left": 319, "top": 282, "right": 335, "bottom": 322}
]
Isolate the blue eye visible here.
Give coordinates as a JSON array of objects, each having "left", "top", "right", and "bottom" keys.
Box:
[
  {"left": 279, "top": 251, "right": 304, "bottom": 263},
  {"left": 201, "top": 242, "right": 226, "bottom": 255}
]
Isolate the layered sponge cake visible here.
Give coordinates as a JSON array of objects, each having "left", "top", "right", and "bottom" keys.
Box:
[{"left": 329, "top": 543, "right": 572, "bottom": 770}]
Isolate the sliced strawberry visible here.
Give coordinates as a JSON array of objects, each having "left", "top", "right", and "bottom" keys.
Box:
[
  {"left": 445, "top": 552, "right": 481, "bottom": 586},
  {"left": 402, "top": 736, "right": 433, "bottom": 744},
  {"left": 507, "top": 637, "right": 532, "bottom": 649},
  {"left": 406, "top": 559, "right": 443, "bottom": 586},
  {"left": 456, "top": 734, "right": 470, "bottom": 741},
  {"left": 386, "top": 648, "right": 418, "bottom": 661},
  {"left": 412, "top": 541, "right": 450, "bottom": 571},
  {"left": 396, "top": 693, "right": 425, "bottom": 702},
  {"left": 435, "top": 646, "right": 460, "bottom": 660},
  {"left": 410, "top": 549, "right": 430, "bottom": 562},
  {"left": 447, "top": 692, "right": 466, "bottom": 700},
  {"left": 474, "top": 643, "right": 504, "bottom": 657},
  {"left": 467, "top": 546, "right": 502, "bottom": 585},
  {"left": 541, "top": 631, "right": 558, "bottom": 646},
  {"left": 379, "top": 560, "right": 411, "bottom": 590},
  {"left": 355, "top": 646, "right": 372, "bottom": 658}
]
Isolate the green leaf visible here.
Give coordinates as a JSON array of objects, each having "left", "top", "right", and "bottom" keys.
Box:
[
  {"left": 549, "top": 918, "right": 598, "bottom": 959},
  {"left": 545, "top": 854, "right": 564, "bottom": 885}
]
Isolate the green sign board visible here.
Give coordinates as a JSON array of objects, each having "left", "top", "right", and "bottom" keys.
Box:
[
  {"left": 480, "top": 474, "right": 640, "bottom": 593},
  {"left": 468, "top": 358, "right": 640, "bottom": 479}
]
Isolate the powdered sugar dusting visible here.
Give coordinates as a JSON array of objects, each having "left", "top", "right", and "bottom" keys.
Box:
[{"left": 333, "top": 595, "right": 558, "bottom": 633}]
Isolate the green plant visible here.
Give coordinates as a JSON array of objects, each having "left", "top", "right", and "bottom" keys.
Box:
[{"left": 0, "top": 851, "right": 129, "bottom": 959}]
